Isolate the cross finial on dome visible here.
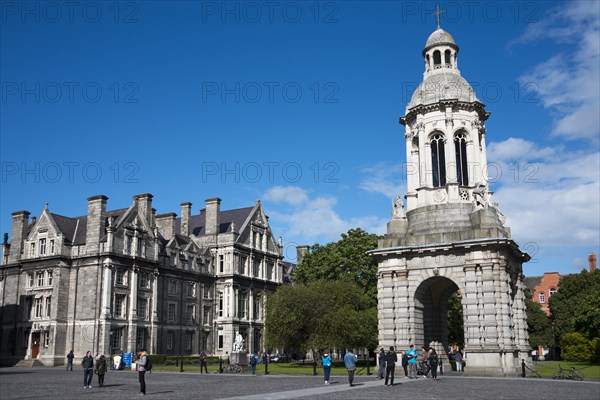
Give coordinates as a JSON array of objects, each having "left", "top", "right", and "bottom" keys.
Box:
[{"left": 433, "top": 5, "right": 444, "bottom": 28}]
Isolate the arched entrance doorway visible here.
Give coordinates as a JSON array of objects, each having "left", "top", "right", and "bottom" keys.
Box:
[{"left": 414, "top": 276, "right": 459, "bottom": 354}]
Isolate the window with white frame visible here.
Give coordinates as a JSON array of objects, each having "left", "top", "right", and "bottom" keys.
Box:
[
  {"left": 253, "top": 259, "right": 260, "bottom": 277},
  {"left": 136, "top": 329, "right": 145, "bottom": 350},
  {"left": 116, "top": 270, "right": 126, "bottom": 285},
  {"left": 28, "top": 273, "right": 34, "bottom": 287},
  {"left": 218, "top": 291, "right": 224, "bottom": 317},
  {"left": 185, "top": 332, "right": 193, "bottom": 350},
  {"left": 430, "top": 133, "right": 447, "bottom": 187},
  {"left": 168, "top": 303, "right": 176, "bottom": 322},
  {"left": 49, "top": 239, "right": 55, "bottom": 255},
  {"left": 30, "top": 242, "right": 36, "bottom": 257},
  {"left": 34, "top": 297, "right": 43, "bottom": 318},
  {"left": 114, "top": 294, "right": 126, "bottom": 317},
  {"left": 111, "top": 328, "right": 122, "bottom": 350},
  {"left": 218, "top": 328, "right": 223, "bottom": 349},
  {"left": 203, "top": 306, "right": 210, "bottom": 324},
  {"left": 137, "top": 297, "right": 148, "bottom": 320},
  {"left": 237, "top": 292, "right": 247, "bottom": 319},
  {"left": 166, "top": 331, "right": 174, "bottom": 350},
  {"left": 45, "top": 296, "right": 51, "bottom": 317},
  {"left": 43, "top": 331, "right": 50, "bottom": 347},
  {"left": 47, "top": 270, "right": 53, "bottom": 286},
  {"left": 253, "top": 295, "right": 260, "bottom": 320},
  {"left": 203, "top": 285, "right": 210, "bottom": 299},
  {"left": 539, "top": 292, "right": 545, "bottom": 304},
  {"left": 549, "top": 287, "right": 557, "bottom": 297},
  {"left": 219, "top": 255, "right": 224, "bottom": 273},
  {"left": 168, "top": 280, "right": 177, "bottom": 295},
  {"left": 187, "top": 282, "right": 195, "bottom": 297},
  {"left": 36, "top": 271, "right": 44, "bottom": 286},
  {"left": 186, "top": 305, "right": 194, "bottom": 325},
  {"left": 39, "top": 238, "right": 46, "bottom": 256},
  {"left": 138, "top": 272, "right": 148, "bottom": 289}
]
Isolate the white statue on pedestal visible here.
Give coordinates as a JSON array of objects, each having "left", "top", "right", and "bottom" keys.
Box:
[
  {"left": 392, "top": 195, "right": 406, "bottom": 219},
  {"left": 233, "top": 331, "right": 245, "bottom": 352}
]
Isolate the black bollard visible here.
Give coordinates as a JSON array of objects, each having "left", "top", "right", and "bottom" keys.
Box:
[
  {"left": 521, "top": 359, "right": 526, "bottom": 378},
  {"left": 440, "top": 358, "right": 443, "bottom": 375},
  {"left": 313, "top": 360, "right": 317, "bottom": 376},
  {"left": 219, "top": 356, "right": 223, "bottom": 373},
  {"left": 180, "top": 355, "right": 184, "bottom": 373},
  {"left": 265, "top": 358, "right": 269, "bottom": 375},
  {"left": 366, "top": 353, "right": 371, "bottom": 375}
]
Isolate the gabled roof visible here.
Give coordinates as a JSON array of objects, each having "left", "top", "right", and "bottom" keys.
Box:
[
  {"left": 50, "top": 208, "right": 129, "bottom": 245},
  {"left": 175, "top": 206, "right": 254, "bottom": 237}
]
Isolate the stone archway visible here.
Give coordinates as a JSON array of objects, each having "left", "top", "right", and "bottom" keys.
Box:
[{"left": 413, "top": 276, "right": 459, "bottom": 353}]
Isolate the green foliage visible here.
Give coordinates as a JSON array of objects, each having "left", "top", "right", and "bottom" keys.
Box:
[
  {"left": 561, "top": 332, "right": 592, "bottom": 362},
  {"left": 293, "top": 228, "right": 380, "bottom": 304},
  {"left": 447, "top": 291, "right": 464, "bottom": 347},
  {"left": 550, "top": 269, "right": 600, "bottom": 342},
  {"left": 524, "top": 287, "right": 554, "bottom": 349},
  {"left": 265, "top": 279, "right": 378, "bottom": 353}
]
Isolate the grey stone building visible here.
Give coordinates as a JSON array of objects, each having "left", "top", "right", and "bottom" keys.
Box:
[
  {"left": 369, "top": 25, "right": 531, "bottom": 376},
  {"left": 0, "top": 194, "right": 282, "bottom": 366}
]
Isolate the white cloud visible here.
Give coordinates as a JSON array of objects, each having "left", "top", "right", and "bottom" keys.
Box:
[
  {"left": 263, "top": 186, "right": 387, "bottom": 244},
  {"left": 488, "top": 138, "right": 599, "bottom": 248},
  {"left": 263, "top": 186, "right": 309, "bottom": 206},
  {"left": 515, "top": 2, "right": 600, "bottom": 141},
  {"left": 358, "top": 161, "right": 407, "bottom": 198}
]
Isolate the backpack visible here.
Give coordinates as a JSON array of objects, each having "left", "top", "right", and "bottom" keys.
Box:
[{"left": 145, "top": 355, "right": 153, "bottom": 371}]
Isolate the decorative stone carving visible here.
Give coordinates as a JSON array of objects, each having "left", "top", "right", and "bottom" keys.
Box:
[
  {"left": 433, "top": 189, "right": 447, "bottom": 203},
  {"left": 472, "top": 184, "right": 488, "bottom": 211},
  {"left": 392, "top": 195, "right": 406, "bottom": 219}
]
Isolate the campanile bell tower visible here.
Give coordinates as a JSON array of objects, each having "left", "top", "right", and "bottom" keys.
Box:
[{"left": 370, "top": 15, "right": 531, "bottom": 376}]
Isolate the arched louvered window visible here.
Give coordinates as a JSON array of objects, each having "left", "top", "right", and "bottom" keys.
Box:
[
  {"left": 445, "top": 50, "right": 452, "bottom": 65},
  {"left": 454, "top": 132, "right": 469, "bottom": 186},
  {"left": 433, "top": 50, "right": 441, "bottom": 66},
  {"left": 430, "top": 133, "right": 446, "bottom": 187}
]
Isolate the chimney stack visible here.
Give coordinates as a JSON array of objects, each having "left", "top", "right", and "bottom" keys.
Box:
[
  {"left": 7, "top": 210, "right": 30, "bottom": 263},
  {"left": 86, "top": 195, "right": 108, "bottom": 254},
  {"left": 205, "top": 198, "right": 221, "bottom": 236},
  {"left": 156, "top": 213, "right": 177, "bottom": 240},
  {"left": 181, "top": 202, "right": 192, "bottom": 236},
  {"left": 296, "top": 245, "right": 310, "bottom": 265},
  {"left": 589, "top": 252, "right": 597, "bottom": 272},
  {"left": 134, "top": 193, "right": 153, "bottom": 226}
]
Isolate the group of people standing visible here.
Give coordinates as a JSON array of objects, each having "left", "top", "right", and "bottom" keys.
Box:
[
  {"left": 377, "top": 344, "right": 441, "bottom": 385},
  {"left": 68, "top": 349, "right": 148, "bottom": 395},
  {"left": 321, "top": 350, "right": 358, "bottom": 387}
]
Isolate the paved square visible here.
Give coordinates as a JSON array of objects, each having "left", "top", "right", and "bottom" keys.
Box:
[{"left": 0, "top": 368, "right": 598, "bottom": 400}]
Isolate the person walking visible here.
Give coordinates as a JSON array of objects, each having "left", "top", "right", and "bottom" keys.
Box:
[
  {"left": 455, "top": 350, "right": 463, "bottom": 372},
  {"left": 401, "top": 351, "right": 409, "bottom": 377},
  {"left": 384, "top": 346, "right": 397, "bottom": 386},
  {"left": 95, "top": 355, "right": 108, "bottom": 387},
  {"left": 322, "top": 351, "right": 332, "bottom": 385},
  {"left": 420, "top": 346, "right": 430, "bottom": 378},
  {"left": 137, "top": 349, "right": 148, "bottom": 396},
  {"left": 343, "top": 349, "right": 358, "bottom": 387},
  {"left": 428, "top": 348, "right": 439, "bottom": 381},
  {"left": 377, "top": 348, "right": 386, "bottom": 380},
  {"left": 406, "top": 344, "right": 417, "bottom": 379},
  {"left": 199, "top": 352, "right": 209, "bottom": 373},
  {"left": 250, "top": 353, "right": 258, "bottom": 375},
  {"left": 66, "top": 350, "right": 74, "bottom": 371},
  {"left": 81, "top": 351, "right": 94, "bottom": 388}
]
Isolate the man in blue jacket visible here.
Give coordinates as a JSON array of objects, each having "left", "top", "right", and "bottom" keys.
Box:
[
  {"left": 406, "top": 344, "right": 418, "bottom": 379},
  {"left": 343, "top": 350, "right": 358, "bottom": 387}
]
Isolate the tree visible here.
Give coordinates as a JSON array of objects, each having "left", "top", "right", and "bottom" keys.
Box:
[
  {"left": 265, "top": 279, "right": 378, "bottom": 354},
  {"left": 549, "top": 269, "right": 600, "bottom": 342},
  {"left": 524, "top": 288, "right": 554, "bottom": 350},
  {"left": 447, "top": 291, "right": 464, "bottom": 347},
  {"left": 293, "top": 228, "right": 380, "bottom": 304}
]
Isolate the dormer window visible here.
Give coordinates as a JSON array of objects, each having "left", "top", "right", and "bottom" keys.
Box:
[{"left": 39, "top": 239, "right": 46, "bottom": 256}]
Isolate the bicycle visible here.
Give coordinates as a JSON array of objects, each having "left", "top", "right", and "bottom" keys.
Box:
[
  {"left": 552, "top": 365, "right": 584, "bottom": 381},
  {"left": 223, "top": 364, "right": 243, "bottom": 374}
]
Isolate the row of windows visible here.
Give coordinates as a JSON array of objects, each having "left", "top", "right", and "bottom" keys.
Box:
[
  {"left": 426, "top": 49, "right": 455, "bottom": 69},
  {"left": 27, "top": 270, "right": 52, "bottom": 287},
  {"left": 165, "top": 331, "right": 195, "bottom": 351},
  {"left": 33, "top": 296, "right": 51, "bottom": 319},
  {"left": 29, "top": 238, "right": 56, "bottom": 257},
  {"left": 537, "top": 287, "right": 557, "bottom": 304},
  {"left": 430, "top": 132, "right": 469, "bottom": 188}
]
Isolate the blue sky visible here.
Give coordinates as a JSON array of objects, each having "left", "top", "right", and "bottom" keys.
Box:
[{"left": 1, "top": 1, "right": 598, "bottom": 276}]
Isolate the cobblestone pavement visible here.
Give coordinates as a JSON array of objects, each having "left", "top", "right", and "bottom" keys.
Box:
[{"left": 0, "top": 368, "right": 598, "bottom": 400}]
